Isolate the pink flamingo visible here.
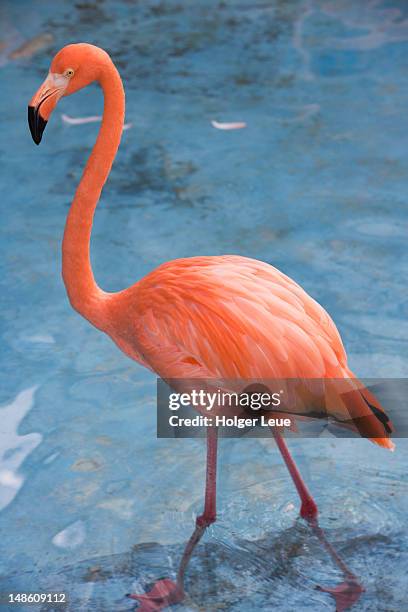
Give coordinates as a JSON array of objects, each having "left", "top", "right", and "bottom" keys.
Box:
[{"left": 28, "top": 44, "right": 394, "bottom": 611}]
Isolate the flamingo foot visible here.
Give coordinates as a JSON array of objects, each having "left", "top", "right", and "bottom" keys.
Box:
[
  {"left": 126, "top": 578, "right": 184, "bottom": 611},
  {"left": 316, "top": 578, "right": 365, "bottom": 612}
]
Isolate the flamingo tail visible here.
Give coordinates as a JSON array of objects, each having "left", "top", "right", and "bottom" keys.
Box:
[{"left": 336, "top": 371, "right": 395, "bottom": 451}]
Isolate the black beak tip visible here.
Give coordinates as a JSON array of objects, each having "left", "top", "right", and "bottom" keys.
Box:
[{"left": 28, "top": 105, "right": 47, "bottom": 145}]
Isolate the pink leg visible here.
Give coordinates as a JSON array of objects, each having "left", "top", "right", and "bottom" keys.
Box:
[
  {"left": 272, "top": 430, "right": 364, "bottom": 611},
  {"left": 196, "top": 424, "right": 218, "bottom": 526},
  {"left": 272, "top": 429, "right": 318, "bottom": 521},
  {"left": 127, "top": 426, "right": 218, "bottom": 610}
]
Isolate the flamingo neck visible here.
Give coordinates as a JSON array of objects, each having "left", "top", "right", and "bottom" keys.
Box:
[{"left": 62, "top": 60, "right": 125, "bottom": 330}]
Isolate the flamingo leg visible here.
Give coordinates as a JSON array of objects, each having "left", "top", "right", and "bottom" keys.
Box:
[
  {"left": 196, "top": 424, "right": 218, "bottom": 526},
  {"left": 176, "top": 425, "right": 218, "bottom": 586},
  {"left": 272, "top": 430, "right": 364, "bottom": 611},
  {"left": 126, "top": 426, "right": 218, "bottom": 610},
  {"left": 272, "top": 429, "right": 318, "bottom": 520}
]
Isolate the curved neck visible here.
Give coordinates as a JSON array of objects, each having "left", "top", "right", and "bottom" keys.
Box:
[{"left": 62, "top": 61, "right": 125, "bottom": 330}]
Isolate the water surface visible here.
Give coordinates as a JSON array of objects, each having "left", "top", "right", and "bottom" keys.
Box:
[{"left": 0, "top": 1, "right": 407, "bottom": 610}]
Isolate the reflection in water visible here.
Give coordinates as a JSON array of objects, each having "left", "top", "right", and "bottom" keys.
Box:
[
  {"left": 0, "top": 387, "right": 42, "bottom": 511},
  {"left": 128, "top": 508, "right": 364, "bottom": 611},
  {"left": 126, "top": 429, "right": 366, "bottom": 611},
  {"left": 0, "top": 517, "right": 392, "bottom": 611}
]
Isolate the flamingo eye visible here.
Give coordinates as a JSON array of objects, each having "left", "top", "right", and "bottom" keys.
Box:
[{"left": 64, "top": 68, "right": 75, "bottom": 78}]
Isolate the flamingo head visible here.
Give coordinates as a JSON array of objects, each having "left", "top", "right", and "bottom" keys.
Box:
[{"left": 28, "top": 43, "right": 109, "bottom": 144}]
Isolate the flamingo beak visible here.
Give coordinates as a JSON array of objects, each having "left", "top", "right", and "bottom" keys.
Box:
[
  {"left": 28, "top": 73, "right": 67, "bottom": 145},
  {"left": 28, "top": 105, "right": 48, "bottom": 145}
]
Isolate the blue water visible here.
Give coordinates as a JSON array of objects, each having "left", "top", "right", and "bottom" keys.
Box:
[{"left": 1, "top": 1, "right": 408, "bottom": 610}]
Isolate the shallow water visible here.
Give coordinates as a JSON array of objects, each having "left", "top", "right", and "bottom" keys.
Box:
[{"left": 0, "top": 1, "right": 407, "bottom": 610}]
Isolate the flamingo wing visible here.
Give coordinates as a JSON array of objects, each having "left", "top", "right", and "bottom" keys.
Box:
[{"left": 132, "top": 255, "right": 348, "bottom": 381}]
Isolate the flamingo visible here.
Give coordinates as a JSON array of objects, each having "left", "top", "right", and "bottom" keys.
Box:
[{"left": 28, "top": 44, "right": 394, "bottom": 611}]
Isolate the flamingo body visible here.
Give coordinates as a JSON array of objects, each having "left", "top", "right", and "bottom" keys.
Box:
[
  {"left": 115, "top": 254, "right": 346, "bottom": 380},
  {"left": 106, "top": 255, "right": 393, "bottom": 446}
]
